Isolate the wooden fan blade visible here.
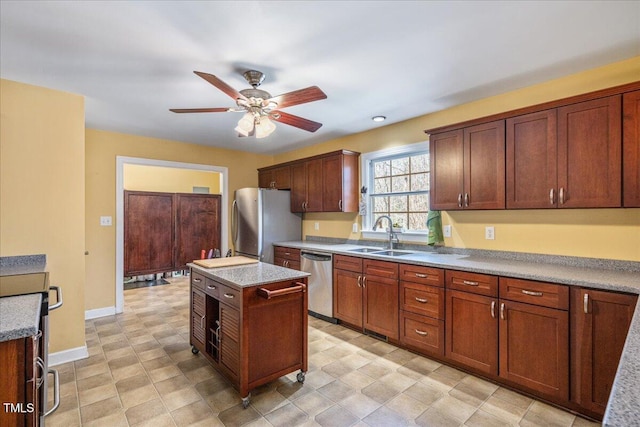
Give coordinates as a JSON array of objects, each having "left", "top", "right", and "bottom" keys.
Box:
[
  {"left": 268, "top": 86, "right": 327, "bottom": 109},
  {"left": 271, "top": 111, "right": 323, "bottom": 132},
  {"left": 194, "top": 71, "right": 247, "bottom": 101},
  {"left": 170, "top": 108, "right": 230, "bottom": 113}
]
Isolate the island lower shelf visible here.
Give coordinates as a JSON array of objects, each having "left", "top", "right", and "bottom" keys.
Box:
[{"left": 189, "top": 265, "right": 308, "bottom": 408}]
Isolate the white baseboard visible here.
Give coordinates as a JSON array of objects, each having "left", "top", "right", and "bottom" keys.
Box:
[
  {"left": 85, "top": 306, "right": 116, "bottom": 320},
  {"left": 49, "top": 345, "right": 89, "bottom": 366}
]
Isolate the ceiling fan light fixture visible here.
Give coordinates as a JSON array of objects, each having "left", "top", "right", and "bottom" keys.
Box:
[
  {"left": 254, "top": 117, "right": 276, "bottom": 139},
  {"left": 235, "top": 112, "right": 254, "bottom": 136}
]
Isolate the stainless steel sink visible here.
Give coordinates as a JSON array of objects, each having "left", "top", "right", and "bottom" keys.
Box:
[
  {"left": 371, "top": 250, "right": 416, "bottom": 257},
  {"left": 348, "top": 247, "right": 385, "bottom": 253}
]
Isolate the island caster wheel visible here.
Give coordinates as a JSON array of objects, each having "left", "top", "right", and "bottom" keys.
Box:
[
  {"left": 191, "top": 346, "right": 199, "bottom": 355},
  {"left": 241, "top": 394, "right": 251, "bottom": 409},
  {"left": 296, "top": 371, "right": 306, "bottom": 383}
]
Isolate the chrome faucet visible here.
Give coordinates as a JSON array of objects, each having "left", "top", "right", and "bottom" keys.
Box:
[{"left": 373, "top": 215, "right": 398, "bottom": 250}]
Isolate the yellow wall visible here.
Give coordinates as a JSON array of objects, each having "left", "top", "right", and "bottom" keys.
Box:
[
  {"left": 1, "top": 79, "right": 86, "bottom": 353},
  {"left": 123, "top": 164, "right": 221, "bottom": 194},
  {"left": 274, "top": 57, "right": 640, "bottom": 261},
  {"left": 85, "top": 129, "right": 272, "bottom": 310}
]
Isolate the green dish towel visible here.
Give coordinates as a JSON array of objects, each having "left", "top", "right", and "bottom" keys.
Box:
[{"left": 427, "top": 210, "right": 444, "bottom": 246}]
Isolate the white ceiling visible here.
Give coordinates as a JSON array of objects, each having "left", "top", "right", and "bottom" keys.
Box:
[{"left": 1, "top": 1, "right": 639, "bottom": 154}]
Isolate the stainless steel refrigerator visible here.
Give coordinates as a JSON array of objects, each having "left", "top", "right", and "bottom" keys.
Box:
[{"left": 232, "top": 188, "right": 302, "bottom": 263}]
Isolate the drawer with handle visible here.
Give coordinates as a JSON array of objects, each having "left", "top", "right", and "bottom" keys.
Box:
[
  {"left": 399, "top": 264, "right": 444, "bottom": 287},
  {"left": 204, "top": 278, "right": 220, "bottom": 298},
  {"left": 218, "top": 283, "right": 241, "bottom": 309},
  {"left": 274, "top": 246, "right": 301, "bottom": 261},
  {"left": 400, "top": 282, "right": 444, "bottom": 319},
  {"left": 400, "top": 311, "right": 444, "bottom": 357},
  {"left": 499, "top": 277, "right": 569, "bottom": 310},
  {"left": 191, "top": 272, "right": 206, "bottom": 292},
  {"left": 445, "top": 270, "right": 498, "bottom": 297}
]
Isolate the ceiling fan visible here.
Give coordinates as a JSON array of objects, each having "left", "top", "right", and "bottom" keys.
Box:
[{"left": 170, "top": 70, "right": 327, "bottom": 138}]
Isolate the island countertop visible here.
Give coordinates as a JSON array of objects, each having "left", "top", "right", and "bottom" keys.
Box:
[
  {"left": 0, "top": 294, "right": 42, "bottom": 342},
  {"left": 188, "top": 261, "right": 310, "bottom": 289}
]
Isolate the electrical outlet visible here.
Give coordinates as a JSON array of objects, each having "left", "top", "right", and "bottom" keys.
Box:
[
  {"left": 314, "top": 222, "right": 320, "bottom": 231},
  {"left": 100, "top": 216, "right": 112, "bottom": 226},
  {"left": 352, "top": 223, "right": 358, "bottom": 233},
  {"left": 485, "top": 226, "right": 495, "bottom": 240},
  {"left": 443, "top": 225, "right": 452, "bottom": 238}
]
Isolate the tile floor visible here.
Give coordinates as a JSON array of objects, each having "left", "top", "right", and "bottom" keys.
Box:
[{"left": 46, "top": 277, "right": 600, "bottom": 427}]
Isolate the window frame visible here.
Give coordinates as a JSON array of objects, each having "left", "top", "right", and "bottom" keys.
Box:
[{"left": 360, "top": 141, "right": 430, "bottom": 242}]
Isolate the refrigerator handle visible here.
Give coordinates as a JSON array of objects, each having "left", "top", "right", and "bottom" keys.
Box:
[{"left": 231, "top": 199, "right": 239, "bottom": 244}]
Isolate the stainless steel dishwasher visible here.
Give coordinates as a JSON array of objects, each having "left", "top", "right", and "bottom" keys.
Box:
[{"left": 300, "top": 250, "right": 336, "bottom": 323}]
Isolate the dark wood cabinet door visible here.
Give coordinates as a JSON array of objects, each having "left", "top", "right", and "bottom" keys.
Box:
[
  {"left": 445, "top": 289, "right": 498, "bottom": 375},
  {"left": 464, "top": 120, "right": 506, "bottom": 209},
  {"left": 190, "top": 287, "right": 206, "bottom": 351},
  {"left": 571, "top": 288, "right": 637, "bottom": 418},
  {"left": 333, "top": 269, "right": 363, "bottom": 327},
  {"left": 273, "top": 166, "right": 291, "bottom": 189},
  {"left": 430, "top": 129, "right": 464, "bottom": 210},
  {"left": 557, "top": 96, "right": 622, "bottom": 208},
  {"left": 219, "top": 303, "right": 240, "bottom": 380},
  {"left": 290, "top": 162, "right": 307, "bottom": 213},
  {"left": 623, "top": 90, "right": 640, "bottom": 207},
  {"left": 499, "top": 300, "right": 569, "bottom": 400},
  {"left": 175, "top": 194, "right": 221, "bottom": 269},
  {"left": 305, "top": 158, "right": 323, "bottom": 212},
  {"left": 258, "top": 170, "right": 273, "bottom": 189},
  {"left": 322, "top": 154, "right": 344, "bottom": 212},
  {"left": 506, "top": 110, "right": 558, "bottom": 208},
  {"left": 363, "top": 275, "right": 399, "bottom": 339},
  {"left": 124, "top": 191, "right": 175, "bottom": 276}
]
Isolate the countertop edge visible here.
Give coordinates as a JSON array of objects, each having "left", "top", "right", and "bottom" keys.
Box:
[
  {"left": 0, "top": 294, "right": 42, "bottom": 343},
  {"left": 188, "top": 262, "right": 310, "bottom": 290}
]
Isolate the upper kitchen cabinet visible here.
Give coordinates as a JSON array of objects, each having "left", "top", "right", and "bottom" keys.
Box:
[
  {"left": 623, "top": 90, "right": 640, "bottom": 207},
  {"left": 291, "top": 158, "right": 323, "bottom": 212},
  {"left": 506, "top": 110, "right": 558, "bottom": 209},
  {"left": 507, "top": 97, "right": 622, "bottom": 209},
  {"left": 322, "top": 151, "right": 360, "bottom": 212},
  {"left": 429, "top": 120, "right": 505, "bottom": 210},
  {"left": 258, "top": 165, "right": 291, "bottom": 190},
  {"left": 557, "top": 96, "right": 621, "bottom": 208},
  {"left": 262, "top": 150, "right": 360, "bottom": 213}
]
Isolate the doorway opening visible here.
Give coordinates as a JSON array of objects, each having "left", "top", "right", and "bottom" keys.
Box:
[{"left": 115, "top": 156, "right": 228, "bottom": 313}]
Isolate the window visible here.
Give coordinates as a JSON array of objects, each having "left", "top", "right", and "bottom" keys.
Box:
[{"left": 361, "top": 142, "right": 430, "bottom": 236}]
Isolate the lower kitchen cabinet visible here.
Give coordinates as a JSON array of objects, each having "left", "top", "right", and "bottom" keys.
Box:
[
  {"left": 333, "top": 255, "right": 399, "bottom": 340},
  {"left": 274, "top": 246, "right": 300, "bottom": 270},
  {"left": 570, "top": 287, "right": 638, "bottom": 419},
  {"left": 189, "top": 270, "right": 308, "bottom": 404},
  {"left": 0, "top": 334, "right": 40, "bottom": 427}
]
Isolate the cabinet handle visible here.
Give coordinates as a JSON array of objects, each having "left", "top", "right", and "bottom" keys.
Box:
[
  {"left": 464, "top": 193, "right": 469, "bottom": 207},
  {"left": 462, "top": 280, "right": 479, "bottom": 286},
  {"left": 521, "top": 290, "right": 543, "bottom": 297},
  {"left": 193, "top": 278, "right": 202, "bottom": 283},
  {"left": 357, "top": 275, "right": 362, "bottom": 287},
  {"left": 559, "top": 187, "right": 565, "bottom": 205},
  {"left": 458, "top": 194, "right": 463, "bottom": 208},
  {"left": 282, "top": 260, "right": 287, "bottom": 267},
  {"left": 415, "top": 273, "right": 428, "bottom": 278},
  {"left": 549, "top": 188, "right": 555, "bottom": 205},
  {"left": 200, "top": 314, "right": 205, "bottom": 328},
  {"left": 363, "top": 276, "right": 366, "bottom": 288},
  {"left": 285, "top": 260, "right": 290, "bottom": 268},
  {"left": 414, "top": 329, "right": 428, "bottom": 336},
  {"left": 491, "top": 301, "right": 496, "bottom": 318},
  {"left": 284, "top": 252, "right": 291, "bottom": 256},
  {"left": 584, "top": 293, "right": 589, "bottom": 314},
  {"left": 224, "top": 293, "right": 235, "bottom": 299},
  {"left": 339, "top": 200, "right": 343, "bottom": 211},
  {"left": 49, "top": 285, "right": 63, "bottom": 311},
  {"left": 207, "top": 285, "right": 216, "bottom": 290},
  {"left": 500, "top": 302, "right": 505, "bottom": 320},
  {"left": 415, "top": 297, "right": 428, "bottom": 304}
]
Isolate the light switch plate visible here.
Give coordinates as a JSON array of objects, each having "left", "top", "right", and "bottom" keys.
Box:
[
  {"left": 443, "top": 225, "right": 452, "bottom": 238},
  {"left": 314, "top": 222, "right": 320, "bottom": 231},
  {"left": 100, "top": 216, "right": 112, "bottom": 226},
  {"left": 352, "top": 223, "right": 358, "bottom": 233}
]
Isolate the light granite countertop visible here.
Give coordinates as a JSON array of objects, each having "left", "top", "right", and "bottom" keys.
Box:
[
  {"left": 0, "top": 294, "right": 42, "bottom": 342},
  {"left": 274, "top": 240, "right": 640, "bottom": 426},
  {"left": 188, "top": 261, "right": 310, "bottom": 289}
]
